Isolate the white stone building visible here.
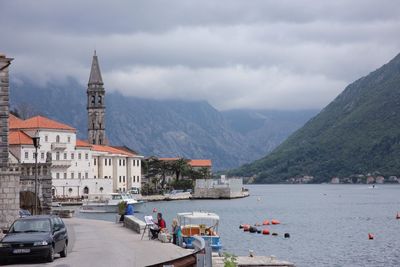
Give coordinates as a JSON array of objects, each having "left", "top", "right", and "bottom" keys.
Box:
[{"left": 9, "top": 114, "right": 143, "bottom": 198}]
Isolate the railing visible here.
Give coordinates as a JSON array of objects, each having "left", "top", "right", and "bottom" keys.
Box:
[
  {"left": 51, "top": 142, "right": 67, "bottom": 150},
  {"left": 51, "top": 160, "right": 72, "bottom": 167}
]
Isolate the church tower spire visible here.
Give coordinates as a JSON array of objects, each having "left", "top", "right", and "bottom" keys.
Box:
[{"left": 87, "top": 51, "right": 106, "bottom": 145}]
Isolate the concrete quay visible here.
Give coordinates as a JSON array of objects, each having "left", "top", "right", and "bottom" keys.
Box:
[{"left": 12, "top": 217, "right": 191, "bottom": 267}]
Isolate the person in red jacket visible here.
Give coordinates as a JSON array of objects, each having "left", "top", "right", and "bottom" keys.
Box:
[{"left": 150, "top": 213, "right": 166, "bottom": 239}]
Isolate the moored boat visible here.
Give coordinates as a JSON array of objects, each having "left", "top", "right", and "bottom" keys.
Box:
[
  {"left": 80, "top": 193, "right": 144, "bottom": 213},
  {"left": 177, "top": 211, "right": 222, "bottom": 252}
]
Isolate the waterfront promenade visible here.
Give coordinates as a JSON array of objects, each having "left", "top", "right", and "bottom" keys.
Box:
[{"left": 14, "top": 217, "right": 191, "bottom": 267}]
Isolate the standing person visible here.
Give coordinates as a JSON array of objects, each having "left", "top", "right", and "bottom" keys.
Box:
[
  {"left": 119, "top": 201, "right": 128, "bottom": 222},
  {"left": 150, "top": 212, "right": 166, "bottom": 239},
  {"left": 171, "top": 218, "right": 182, "bottom": 246}
]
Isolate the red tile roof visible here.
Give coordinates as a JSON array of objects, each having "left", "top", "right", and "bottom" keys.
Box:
[
  {"left": 92, "top": 144, "right": 135, "bottom": 157},
  {"left": 159, "top": 158, "right": 212, "bottom": 168},
  {"left": 10, "top": 115, "right": 75, "bottom": 131},
  {"left": 189, "top": 159, "right": 212, "bottom": 168},
  {"left": 76, "top": 139, "right": 92, "bottom": 148},
  {"left": 9, "top": 130, "right": 33, "bottom": 145}
]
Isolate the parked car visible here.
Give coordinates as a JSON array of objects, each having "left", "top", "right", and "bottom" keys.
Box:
[
  {"left": 0, "top": 215, "right": 68, "bottom": 264},
  {"left": 19, "top": 209, "right": 31, "bottom": 218}
]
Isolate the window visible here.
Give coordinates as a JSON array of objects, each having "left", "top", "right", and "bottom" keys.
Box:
[
  {"left": 123, "top": 188, "right": 126, "bottom": 192},
  {"left": 71, "top": 153, "right": 74, "bottom": 160},
  {"left": 45, "top": 135, "right": 48, "bottom": 142},
  {"left": 93, "top": 139, "right": 95, "bottom": 144},
  {"left": 56, "top": 152, "right": 60, "bottom": 160},
  {"left": 94, "top": 158, "right": 97, "bottom": 165},
  {"left": 25, "top": 152, "right": 29, "bottom": 159},
  {"left": 123, "top": 160, "right": 125, "bottom": 166},
  {"left": 133, "top": 160, "right": 136, "bottom": 166},
  {"left": 64, "top": 173, "right": 67, "bottom": 179},
  {"left": 137, "top": 160, "right": 140, "bottom": 167},
  {"left": 119, "top": 176, "right": 121, "bottom": 183},
  {"left": 78, "top": 173, "right": 81, "bottom": 179},
  {"left": 85, "top": 173, "right": 88, "bottom": 179},
  {"left": 91, "top": 95, "right": 95, "bottom": 104},
  {"left": 94, "top": 175, "right": 96, "bottom": 179},
  {"left": 109, "top": 159, "right": 111, "bottom": 165},
  {"left": 99, "top": 138, "right": 102, "bottom": 145},
  {"left": 64, "top": 153, "right": 67, "bottom": 160},
  {"left": 56, "top": 173, "right": 60, "bottom": 179},
  {"left": 104, "top": 176, "right": 107, "bottom": 179},
  {"left": 85, "top": 153, "right": 88, "bottom": 160},
  {"left": 78, "top": 153, "right": 81, "bottom": 160},
  {"left": 41, "top": 152, "right": 45, "bottom": 160},
  {"left": 119, "top": 159, "right": 121, "bottom": 166},
  {"left": 123, "top": 176, "right": 125, "bottom": 183},
  {"left": 56, "top": 135, "right": 60, "bottom": 143},
  {"left": 105, "top": 158, "right": 107, "bottom": 166},
  {"left": 71, "top": 172, "right": 74, "bottom": 179},
  {"left": 99, "top": 96, "right": 102, "bottom": 104}
]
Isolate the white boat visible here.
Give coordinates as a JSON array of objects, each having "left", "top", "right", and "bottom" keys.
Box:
[
  {"left": 80, "top": 193, "right": 144, "bottom": 213},
  {"left": 177, "top": 211, "right": 222, "bottom": 252}
]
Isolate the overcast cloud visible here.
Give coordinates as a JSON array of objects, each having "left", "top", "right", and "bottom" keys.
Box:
[{"left": 1, "top": 0, "right": 400, "bottom": 110}]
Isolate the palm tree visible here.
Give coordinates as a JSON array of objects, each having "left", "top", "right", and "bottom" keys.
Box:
[{"left": 171, "top": 158, "right": 190, "bottom": 181}]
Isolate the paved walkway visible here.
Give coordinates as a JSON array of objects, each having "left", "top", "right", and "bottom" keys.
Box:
[{"left": 13, "top": 217, "right": 191, "bottom": 267}]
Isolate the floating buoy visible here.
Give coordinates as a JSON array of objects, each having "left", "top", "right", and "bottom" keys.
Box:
[
  {"left": 396, "top": 212, "right": 400, "bottom": 219},
  {"left": 271, "top": 220, "right": 280, "bottom": 225},
  {"left": 272, "top": 232, "right": 278, "bottom": 236},
  {"left": 249, "top": 226, "right": 258, "bottom": 233},
  {"left": 262, "top": 229, "right": 270, "bottom": 235},
  {"left": 257, "top": 229, "right": 262, "bottom": 234},
  {"left": 284, "top": 233, "right": 290, "bottom": 238},
  {"left": 262, "top": 220, "right": 270, "bottom": 225},
  {"left": 152, "top": 208, "right": 157, "bottom": 213},
  {"left": 368, "top": 233, "right": 374, "bottom": 240}
]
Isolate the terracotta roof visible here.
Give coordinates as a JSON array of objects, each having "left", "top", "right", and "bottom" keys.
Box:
[
  {"left": 10, "top": 115, "right": 75, "bottom": 131},
  {"left": 159, "top": 158, "right": 212, "bottom": 168},
  {"left": 92, "top": 145, "right": 134, "bottom": 157},
  {"left": 189, "top": 159, "right": 212, "bottom": 168},
  {"left": 76, "top": 139, "right": 92, "bottom": 148},
  {"left": 111, "top": 146, "right": 138, "bottom": 155},
  {"left": 9, "top": 130, "right": 33, "bottom": 145},
  {"left": 9, "top": 114, "right": 25, "bottom": 129}
]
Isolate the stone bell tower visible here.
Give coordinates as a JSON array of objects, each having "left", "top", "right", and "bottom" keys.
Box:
[{"left": 87, "top": 51, "right": 106, "bottom": 145}]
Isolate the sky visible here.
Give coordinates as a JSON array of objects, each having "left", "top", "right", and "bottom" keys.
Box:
[{"left": 1, "top": 0, "right": 400, "bottom": 110}]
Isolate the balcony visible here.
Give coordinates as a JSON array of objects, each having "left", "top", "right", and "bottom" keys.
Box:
[
  {"left": 51, "top": 142, "right": 67, "bottom": 150},
  {"left": 52, "top": 160, "right": 72, "bottom": 168}
]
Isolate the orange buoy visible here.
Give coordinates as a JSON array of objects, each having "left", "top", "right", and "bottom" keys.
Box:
[
  {"left": 271, "top": 219, "right": 280, "bottom": 225},
  {"left": 243, "top": 224, "right": 250, "bottom": 232},
  {"left": 368, "top": 233, "right": 374, "bottom": 240},
  {"left": 262, "top": 229, "right": 270, "bottom": 235},
  {"left": 262, "top": 220, "right": 270, "bottom": 225},
  {"left": 396, "top": 212, "right": 400, "bottom": 219},
  {"left": 152, "top": 208, "right": 157, "bottom": 213}
]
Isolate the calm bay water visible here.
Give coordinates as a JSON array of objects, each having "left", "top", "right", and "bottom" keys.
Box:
[{"left": 77, "top": 185, "right": 400, "bottom": 267}]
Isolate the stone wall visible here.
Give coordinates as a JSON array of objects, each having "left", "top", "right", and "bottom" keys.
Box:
[
  {"left": 20, "top": 162, "right": 53, "bottom": 215},
  {"left": 0, "top": 164, "right": 20, "bottom": 230}
]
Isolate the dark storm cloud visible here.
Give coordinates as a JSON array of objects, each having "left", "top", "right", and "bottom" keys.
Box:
[{"left": 1, "top": 0, "right": 400, "bottom": 109}]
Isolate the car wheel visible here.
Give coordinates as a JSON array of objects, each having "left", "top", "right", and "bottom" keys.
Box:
[
  {"left": 47, "top": 245, "right": 55, "bottom": 262},
  {"left": 60, "top": 242, "right": 67, "bottom": 257}
]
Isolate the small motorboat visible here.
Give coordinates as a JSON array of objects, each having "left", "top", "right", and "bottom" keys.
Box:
[
  {"left": 177, "top": 211, "right": 222, "bottom": 252},
  {"left": 80, "top": 193, "right": 144, "bottom": 213}
]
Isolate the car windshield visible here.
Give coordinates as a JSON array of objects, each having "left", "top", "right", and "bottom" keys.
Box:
[{"left": 10, "top": 219, "right": 51, "bottom": 233}]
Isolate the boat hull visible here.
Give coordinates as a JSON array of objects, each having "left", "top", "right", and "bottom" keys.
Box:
[{"left": 80, "top": 201, "right": 144, "bottom": 213}]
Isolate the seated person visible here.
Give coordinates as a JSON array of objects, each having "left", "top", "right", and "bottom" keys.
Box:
[{"left": 150, "top": 212, "right": 166, "bottom": 239}]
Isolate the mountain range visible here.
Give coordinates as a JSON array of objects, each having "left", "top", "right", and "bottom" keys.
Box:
[
  {"left": 228, "top": 53, "right": 400, "bottom": 182},
  {"left": 10, "top": 77, "right": 317, "bottom": 170}
]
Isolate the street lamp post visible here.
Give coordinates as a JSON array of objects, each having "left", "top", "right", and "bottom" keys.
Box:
[{"left": 32, "top": 134, "right": 40, "bottom": 215}]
